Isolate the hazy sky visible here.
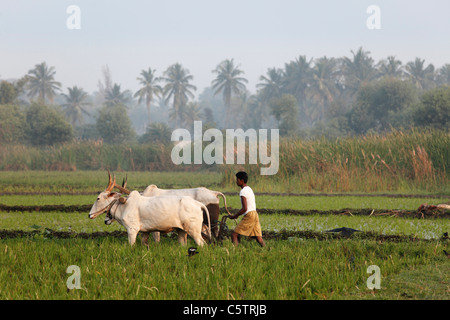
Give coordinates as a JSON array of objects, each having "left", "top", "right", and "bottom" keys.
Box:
[{"left": 1, "top": 0, "right": 449, "bottom": 97}]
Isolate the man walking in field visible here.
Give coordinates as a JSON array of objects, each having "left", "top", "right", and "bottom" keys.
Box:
[{"left": 229, "top": 171, "right": 265, "bottom": 247}]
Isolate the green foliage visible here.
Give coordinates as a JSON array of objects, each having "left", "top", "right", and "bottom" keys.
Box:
[
  {"left": 269, "top": 94, "right": 299, "bottom": 136},
  {"left": 139, "top": 122, "right": 172, "bottom": 145},
  {"left": 0, "top": 81, "right": 17, "bottom": 104},
  {"left": 96, "top": 104, "right": 135, "bottom": 144},
  {"left": 349, "top": 79, "right": 417, "bottom": 133},
  {"left": 26, "top": 62, "right": 61, "bottom": 104},
  {"left": 412, "top": 86, "right": 450, "bottom": 130},
  {"left": 0, "top": 104, "right": 28, "bottom": 144},
  {"left": 25, "top": 103, "right": 73, "bottom": 145}
]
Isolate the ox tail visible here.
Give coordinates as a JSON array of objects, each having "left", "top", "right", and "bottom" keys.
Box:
[
  {"left": 215, "top": 192, "right": 232, "bottom": 216},
  {"left": 201, "top": 203, "right": 212, "bottom": 242}
]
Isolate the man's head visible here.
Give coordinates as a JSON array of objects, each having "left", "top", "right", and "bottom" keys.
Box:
[{"left": 235, "top": 171, "right": 248, "bottom": 187}]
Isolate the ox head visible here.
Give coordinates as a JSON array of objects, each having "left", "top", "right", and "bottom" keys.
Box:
[{"left": 88, "top": 171, "right": 129, "bottom": 219}]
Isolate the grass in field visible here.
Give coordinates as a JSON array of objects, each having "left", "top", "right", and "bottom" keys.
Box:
[
  {"left": 0, "top": 236, "right": 448, "bottom": 300},
  {"left": 346, "top": 261, "right": 450, "bottom": 300},
  {"left": 1, "top": 193, "right": 448, "bottom": 211},
  {"left": 0, "top": 171, "right": 223, "bottom": 193},
  {"left": 0, "top": 169, "right": 448, "bottom": 300},
  {"left": 0, "top": 210, "right": 448, "bottom": 240},
  {"left": 260, "top": 214, "right": 449, "bottom": 240}
]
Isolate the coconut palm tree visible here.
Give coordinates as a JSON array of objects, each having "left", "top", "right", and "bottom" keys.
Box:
[
  {"left": 140, "top": 122, "right": 172, "bottom": 145},
  {"left": 405, "top": 58, "right": 436, "bottom": 91},
  {"left": 309, "top": 57, "right": 338, "bottom": 121},
  {"left": 179, "top": 102, "right": 203, "bottom": 128},
  {"left": 376, "top": 56, "right": 404, "bottom": 79},
  {"left": 26, "top": 62, "right": 61, "bottom": 104},
  {"left": 341, "top": 47, "right": 376, "bottom": 96},
  {"left": 282, "top": 55, "right": 313, "bottom": 105},
  {"left": 134, "top": 68, "right": 162, "bottom": 124},
  {"left": 104, "top": 83, "right": 131, "bottom": 107},
  {"left": 437, "top": 64, "right": 450, "bottom": 86},
  {"left": 61, "top": 86, "right": 91, "bottom": 127},
  {"left": 211, "top": 59, "right": 248, "bottom": 127},
  {"left": 162, "top": 63, "right": 197, "bottom": 127},
  {"left": 257, "top": 67, "right": 284, "bottom": 102}
]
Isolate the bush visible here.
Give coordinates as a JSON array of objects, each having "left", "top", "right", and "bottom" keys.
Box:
[
  {"left": 96, "top": 104, "right": 135, "bottom": 144},
  {"left": 25, "top": 103, "right": 73, "bottom": 145},
  {"left": 412, "top": 86, "right": 450, "bottom": 130},
  {"left": 349, "top": 79, "right": 417, "bottom": 133},
  {"left": 0, "top": 104, "right": 28, "bottom": 144}
]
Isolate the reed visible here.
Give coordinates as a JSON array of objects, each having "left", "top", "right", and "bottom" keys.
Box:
[
  {"left": 221, "top": 129, "right": 449, "bottom": 193},
  {"left": 0, "top": 129, "right": 448, "bottom": 193}
]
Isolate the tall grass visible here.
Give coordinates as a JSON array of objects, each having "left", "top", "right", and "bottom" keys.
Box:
[
  {"left": 0, "top": 129, "right": 448, "bottom": 193},
  {"left": 0, "top": 141, "right": 207, "bottom": 172},
  {"left": 222, "top": 129, "right": 449, "bottom": 193}
]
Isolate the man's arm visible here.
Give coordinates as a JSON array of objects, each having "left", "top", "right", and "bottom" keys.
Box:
[{"left": 230, "top": 196, "right": 247, "bottom": 219}]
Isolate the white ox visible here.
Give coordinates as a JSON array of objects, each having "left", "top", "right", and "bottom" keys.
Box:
[
  {"left": 89, "top": 175, "right": 211, "bottom": 247},
  {"left": 141, "top": 185, "right": 230, "bottom": 241}
]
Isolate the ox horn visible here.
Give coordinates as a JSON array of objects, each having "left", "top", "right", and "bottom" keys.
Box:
[
  {"left": 113, "top": 175, "right": 130, "bottom": 195},
  {"left": 106, "top": 170, "right": 116, "bottom": 192}
]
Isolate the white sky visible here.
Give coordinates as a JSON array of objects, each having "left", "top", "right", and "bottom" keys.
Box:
[{"left": 1, "top": 0, "right": 449, "bottom": 97}]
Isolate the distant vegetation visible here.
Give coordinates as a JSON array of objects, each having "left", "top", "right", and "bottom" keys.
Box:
[
  {"left": 222, "top": 129, "right": 449, "bottom": 194},
  {"left": 0, "top": 47, "right": 449, "bottom": 145},
  {"left": 0, "top": 48, "right": 449, "bottom": 194},
  {"left": 0, "top": 129, "right": 448, "bottom": 194}
]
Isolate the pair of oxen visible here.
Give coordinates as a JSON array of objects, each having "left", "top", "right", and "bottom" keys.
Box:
[{"left": 88, "top": 172, "right": 230, "bottom": 247}]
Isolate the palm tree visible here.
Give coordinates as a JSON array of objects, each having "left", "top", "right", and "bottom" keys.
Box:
[
  {"left": 162, "top": 63, "right": 197, "bottom": 127},
  {"left": 257, "top": 67, "right": 284, "bottom": 102},
  {"left": 26, "top": 62, "right": 61, "bottom": 104},
  {"left": 437, "top": 64, "right": 450, "bottom": 86},
  {"left": 61, "top": 86, "right": 91, "bottom": 127},
  {"left": 104, "top": 83, "right": 131, "bottom": 107},
  {"left": 405, "top": 58, "right": 435, "bottom": 91},
  {"left": 134, "top": 68, "right": 162, "bottom": 124},
  {"left": 244, "top": 93, "right": 269, "bottom": 129},
  {"left": 341, "top": 47, "right": 376, "bottom": 95},
  {"left": 179, "top": 102, "right": 203, "bottom": 128},
  {"left": 282, "top": 55, "right": 312, "bottom": 105},
  {"left": 376, "top": 56, "right": 404, "bottom": 79},
  {"left": 141, "top": 122, "right": 172, "bottom": 145},
  {"left": 309, "top": 57, "right": 338, "bottom": 121},
  {"left": 211, "top": 59, "right": 248, "bottom": 127}
]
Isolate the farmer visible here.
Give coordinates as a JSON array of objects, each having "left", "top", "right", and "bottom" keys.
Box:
[{"left": 229, "top": 171, "right": 265, "bottom": 247}]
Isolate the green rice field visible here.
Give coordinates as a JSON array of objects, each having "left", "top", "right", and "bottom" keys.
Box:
[{"left": 0, "top": 171, "right": 448, "bottom": 300}]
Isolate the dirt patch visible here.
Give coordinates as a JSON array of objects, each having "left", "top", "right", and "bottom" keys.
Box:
[
  {"left": 0, "top": 204, "right": 449, "bottom": 218},
  {"left": 1, "top": 191, "right": 449, "bottom": 198}
]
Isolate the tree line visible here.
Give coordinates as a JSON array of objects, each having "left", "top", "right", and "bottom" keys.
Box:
[{"left": 0, "top": 47, "right": 449, "bottom": 146}]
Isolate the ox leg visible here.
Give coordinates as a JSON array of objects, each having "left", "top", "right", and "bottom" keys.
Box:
[
  {"left": 190, "top": 232, "right": 206, "bottom": 247},
  {"left": 126, "top": 228, "right": 139, "bottom": 246},
  {"left": 189, "top": 224, "right": 206, "bottom": 247},
  {"left": 177, "top": 229, "right": 188, "bottom": 246},
  {"left": 152, "top": 231, "right": 161, "bottom": 243},
  {"left": 206, "top": 204, "right": 220, "bottom": 238},
  {"left": 141, "top": 232, "right": 150, "bottom": 249}
]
